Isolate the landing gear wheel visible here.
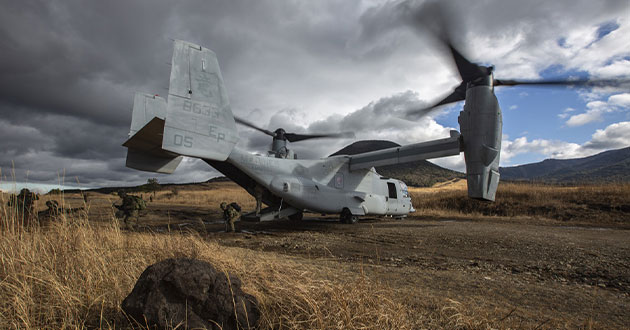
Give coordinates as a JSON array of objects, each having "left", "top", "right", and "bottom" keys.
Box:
[
  {"left": 340, "top": 208, "right": 358, "bottom": 224},
  {"left": 289, "top": 211, "right": 303, "bottom": 221}
]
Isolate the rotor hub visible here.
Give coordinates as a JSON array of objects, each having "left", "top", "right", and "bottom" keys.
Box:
[{"left": 274, "top": 128, "right": 287, "bottom": 141}]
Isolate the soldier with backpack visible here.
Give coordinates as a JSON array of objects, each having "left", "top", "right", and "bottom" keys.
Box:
[
  {"left": 114, "top": 191, "right": 146, "bottom": 229},
  {"left": 7, "top": 188, "right": 39, "bottom": 225},
  {"left": 220, "top": 201, "right": 241, "bottom": 233}
]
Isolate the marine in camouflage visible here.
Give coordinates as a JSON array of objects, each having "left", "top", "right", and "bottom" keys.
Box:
[
  {"left": 114, "top": 191, "right": 146, "bottom": 229},
  {"left": 7, "top": 188, "right": 39, "bottom": 225},
  {"left": 220, "top": 201, "right": 240, "bottom": 232}
]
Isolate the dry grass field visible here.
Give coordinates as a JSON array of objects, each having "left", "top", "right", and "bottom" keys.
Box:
[
  {"left": 1, "top": 180, "right": 629, "bottom": 329},
  {"left": 411, "top": 179, "right": 630, "bottom": 226}
]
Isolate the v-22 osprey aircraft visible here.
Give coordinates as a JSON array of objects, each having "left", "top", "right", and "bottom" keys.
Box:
[{"left": 122, "top": 39, "right": 503, "bottom": 223}]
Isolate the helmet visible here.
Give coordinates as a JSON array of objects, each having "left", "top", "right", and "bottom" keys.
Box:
[{"left": 220, "top": 202, "right": 227, "bottom": 209}]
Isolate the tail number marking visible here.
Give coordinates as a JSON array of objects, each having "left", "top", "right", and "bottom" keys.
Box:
[
  {"left": 182, "top": 100, "right": 220, "bottom": 119},
  {"left": 174, "top": 134, "right": 193, "bottom": 148}
]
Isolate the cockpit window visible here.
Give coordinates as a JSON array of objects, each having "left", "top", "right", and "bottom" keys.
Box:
[{"left": 400, "top": 182, "right": 409, "bottom": 198}]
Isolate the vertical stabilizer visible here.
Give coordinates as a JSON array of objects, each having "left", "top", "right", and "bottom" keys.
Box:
[
  {"left": 129, "top": 92, "right": 167, "bottom": 137},
  {"left": 162, "top": 40, "right": 239, "bottom": 161}
]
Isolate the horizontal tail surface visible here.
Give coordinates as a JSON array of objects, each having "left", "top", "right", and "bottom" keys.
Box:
[{"left": 123, "top": 117, "right": 183, "bottom": 174}]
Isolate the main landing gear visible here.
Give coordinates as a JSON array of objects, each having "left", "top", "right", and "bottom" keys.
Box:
[{"left": 340, "top": 208, "right": 358, "bottom": 224}]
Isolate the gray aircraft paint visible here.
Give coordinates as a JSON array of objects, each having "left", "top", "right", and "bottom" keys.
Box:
[
  {"left": 162, "top": 40, "right": 239, "bottom": 161},
  {"left": 123, "top": 40, "right": 504, "bottom": 221},
  {"left": 129, "top": 93, "right": 167, "bottom": 137},
  {"left": 223, "top": 147, "right": 408, "bottom": 215},
  {"left": 459, "top": 75, "right": 502, "bottom": 201},
  {"left": 124, "top": 93, "right": 182, "bottom": 174}
]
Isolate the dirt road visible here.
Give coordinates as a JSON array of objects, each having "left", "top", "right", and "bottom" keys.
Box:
[{"left": 196, "top": 215, "right": 629, "bottom": 328}]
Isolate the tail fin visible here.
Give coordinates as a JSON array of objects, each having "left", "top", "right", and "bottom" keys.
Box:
[
  {"left": 129, "top": 92, "right": 167, "bottom": 137},
  {"left": 123, "top": 93, "right": 182, "bottom": 174},
  {"left": 161, "top": 40, "right": 239, "bottom": 161}
]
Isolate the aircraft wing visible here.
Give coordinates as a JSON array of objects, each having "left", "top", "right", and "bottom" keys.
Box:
[{"left": 348, "top": 131, "right": 462, "bottom": 171}]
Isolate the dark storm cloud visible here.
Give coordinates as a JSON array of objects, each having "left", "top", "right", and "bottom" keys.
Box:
[
  {"left": 0, "top": 0, "right": 175, "bottom": 124},
  {"left": 0, "top": 0, "right": 373, "bottom": 188},
  {"left": 0, "top": 117, "right": 51, "bottom": 157},
  {"left": 0, "top": 0, "right": 177, "bottom": 186},
  {"left": 1, "top": 0, "right": 628, "bottom": 189}
]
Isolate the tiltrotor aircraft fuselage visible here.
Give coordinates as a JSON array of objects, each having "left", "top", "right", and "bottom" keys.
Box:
[{"left": 123, "top": 40, "right": 503, "bottom": 223}]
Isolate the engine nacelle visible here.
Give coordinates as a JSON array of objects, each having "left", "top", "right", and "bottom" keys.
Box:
[{"left": 458, "top": 82, "right": 503, "bottom": 201}]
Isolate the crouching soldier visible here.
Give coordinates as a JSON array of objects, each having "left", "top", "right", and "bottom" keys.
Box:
[
  {"left": 7, "top": 188, "right": 39, "bottom": 225},
  {"left": 114, "top": 191, "right": 146, "bottom": 229},
  {"left": 42, "top": 200, "right": 84, "bottom": 219},
  {"left": 45, "top": 200, "right": 61, "bottom": 216},
  {"left": 220, "top": 202, "right": 241, "bottom": 233},
  {"left": 38, "top": 200, "right": 62, "bottom": 226}
]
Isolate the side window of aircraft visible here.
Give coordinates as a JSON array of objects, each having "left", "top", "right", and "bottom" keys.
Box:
[{"left": 387, "top": 182, "right": 397, "bottom": 199}]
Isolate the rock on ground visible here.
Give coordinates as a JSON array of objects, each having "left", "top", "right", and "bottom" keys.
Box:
[{"left": 122, "top": 258, "right": 259, "bottom": 329}]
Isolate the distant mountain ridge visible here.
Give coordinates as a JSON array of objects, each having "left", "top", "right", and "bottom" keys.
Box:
[
  {"left": 330, "top": 140, "right": 464, "bottom": 187},
  {"left": 499, "top": 146, "right": 630, "bottom": 183}
]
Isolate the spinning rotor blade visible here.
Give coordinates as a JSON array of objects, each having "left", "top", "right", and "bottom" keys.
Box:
[
  {"left": 234, "top": 116, "right": 277, "bottom": 137},
  {"left": 404, "top": 2, "right": 490, "bottom": 117},
  {"left": 284, "top": 131, "right": 355, "bottom": 143},
  {"left": 406, "top": 81, "right": 466, "bottom": 118},
  {"left": 234, "top": 115, "right": 355, "bottom": 142},
  {"left": 406, "top": 1, "right": 629, "bottom": 117},
  {"left": 414, "top": 1, "right": 490, "bottom": 84},
  {"left": 494, "top": 78, "right": 630, "bottom": 88},
  {"left": 448, "top": 44, "right": 488, "bottom": 83}
]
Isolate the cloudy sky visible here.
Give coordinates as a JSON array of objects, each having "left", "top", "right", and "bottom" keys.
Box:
[{"left": 1, "top": 0, "right": 629, "bottom": 191}]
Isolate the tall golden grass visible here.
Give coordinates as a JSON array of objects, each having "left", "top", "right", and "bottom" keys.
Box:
[
  {"left": 1, "top": 191, "right": 474, "bottom": 329},
  {"left": 411, "top": 181, "right": 630, "bottom": 224},
  {"left": 2, "top": 181, "right": 624, "bottom": 328}
]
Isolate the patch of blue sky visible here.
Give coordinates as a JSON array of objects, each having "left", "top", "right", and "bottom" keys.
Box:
[
  {"left": 431, "top": 102, "right": 463, "bottom": 129},
  {"left": 555, "top": 21, "right": 618, "bottom": 58},
  {"left": 434, "top": 83, "right": 620, "bottom": 166},
  {"left": 556, "top": 37, "right": 567, "bottom": 48},
  {"left": 498, "top": 87, "right": 585, "bottom": 139},
  {"left": 505, "top": 151, "right": 549, "bottom": 166},
  {"left": 539, "top": 65, "right": 591, "bottom": 80},
  {"left": 595, "top": 20, "right": 620, "bottom": 41},
  {"left": 603, "top": 55, "right": 630, "bottom": 66}
]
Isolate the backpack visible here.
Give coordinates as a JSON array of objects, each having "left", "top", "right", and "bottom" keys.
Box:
[
  {"left": 132, "top": 196, "right": 147, "bottom": 210},
  {"left": 229, "top": 202, "right": 241, "bottom": 212}
]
